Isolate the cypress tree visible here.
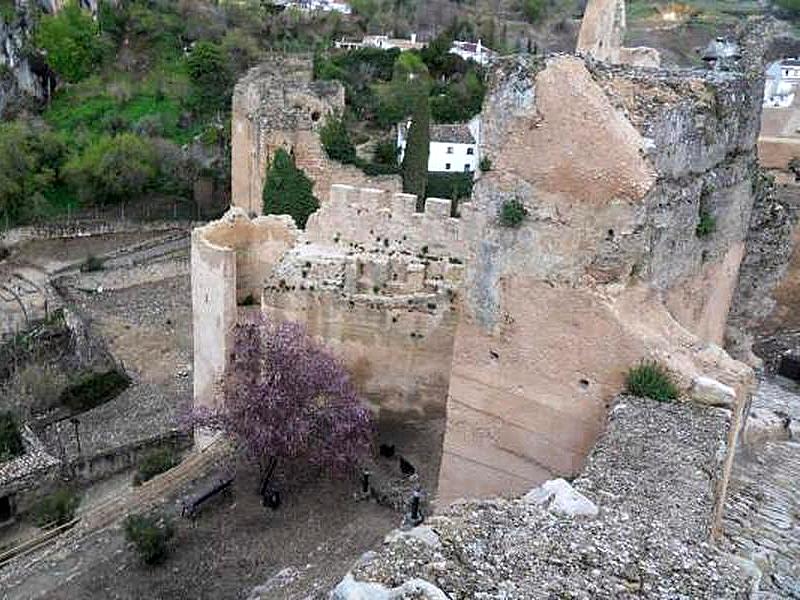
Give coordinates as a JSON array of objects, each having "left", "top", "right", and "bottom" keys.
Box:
[
  {"left": 402, "top": 94, "right": 430, "bottom": 211},
  {"left": 262, "top": 148, "right": 319, "bottom": 229}
]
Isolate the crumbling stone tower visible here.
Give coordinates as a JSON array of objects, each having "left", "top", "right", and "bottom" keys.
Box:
[{"left": 230, "top": 55, "right": 400, "bottom": 214}]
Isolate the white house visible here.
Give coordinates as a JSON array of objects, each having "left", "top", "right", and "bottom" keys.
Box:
[
  {"left": 275, "top": 0, "right": 351, "bottom": 15},
  {"left": 764, "top": 59, "right": 800, "bottom": 108},
  {"left": 397, "top": 116, "right": 481, "bottom": 176},
  {"left": 336, "top": 34, "right": 423, "bottom": 52},
  {"left": 449, "top": 39, "right": 496, "bottom": 66}
]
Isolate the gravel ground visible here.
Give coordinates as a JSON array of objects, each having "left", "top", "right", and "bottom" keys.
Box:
[{"left": 343, "top": 397, "right": 753, "bottom": 599}]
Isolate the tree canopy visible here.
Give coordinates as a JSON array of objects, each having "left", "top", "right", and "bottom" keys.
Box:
[
  {"left": 262, "top": 148, "right": 319, "bottom": 228},
  {"left": 194, "top": 316, "right": 373, "bottom": 487},
  {"left": 63, "top": 133, "right": 157, "bottom": 204},
  {"left": 35, "top": 1, "right": 108, "bottom": 83}
]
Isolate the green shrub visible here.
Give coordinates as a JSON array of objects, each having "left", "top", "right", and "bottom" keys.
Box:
[
  {"left": 134, "top": 448, "right": 178, "bottom": 486},
  {"left": 59, "top": 369, "right": 131, "bottom": 413},
  {"left": 521, "top": 0, "right": 547, "bottom": 23},
  {"left": 427, "top": 172, "right": 473, "bottom": 201},
  {"left": 63, "top": 133, "right": 157, "bottom": 205},
  {"left": 320, "top": 117, "right": 356, "bottom": 164},
  {"left": 402, "top": 94, "right": 430, "bottom": 208},
  {"left": 776, "top": 0, "right": 800, "bottom": 16},
  {"left": 499, "top": 199, "right": 528, "bottom": 228},
  {"left": 238, "top": 294, "right": 258, "bottom": 307},
  {"left": 186, "top": 41, "right": 232, "bottom": 114},
  {"left": 0, "top": 412, "right": 24, "bottom": 462},
  {"left": 696, "top": 210, "right": 716, "bottom": 238},
  {"left": 479, "top": 157, "right": 492, "bottom": 172},
  {"left": 35, "top": 1, "right": 110, "bottom": 83},
  {"left": 262, "top": 148, "right": 319, "bottom": 229},
  {"left": 31, "top": 487, "right": 80, "bottom": 527},
  {"left": 124, "top": 513, "right": 174, "bottom": 565},
  {"left": 625, "top": 360, "right": 679, "bottom": 402},
  {"left": 80, "top": 255, "right": 105, "bottom": 272}
]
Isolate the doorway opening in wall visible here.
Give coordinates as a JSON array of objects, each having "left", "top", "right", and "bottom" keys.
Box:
[{"left": 0, "top": 495, "right": 14, "bottom": 524}]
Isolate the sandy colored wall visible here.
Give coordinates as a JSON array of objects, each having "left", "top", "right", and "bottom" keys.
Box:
[
  {"left": 436, "top": 53, "right": 758, "bottom": 504},
  {"left": 191, "top": 209, "right": 298, "bottom": 408},
  {"left": 264, "top": 291, "right": 459, "bottom": 417},
  {"left": 758, "top": 136, "right": 800, "bottom": 170},
  {"left": 230, "top": 60, "right": 400, "bottom": 215}
]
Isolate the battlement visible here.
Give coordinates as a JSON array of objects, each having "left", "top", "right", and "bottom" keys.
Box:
[{"left": 304, "top": 184, "right": 475, "bottom": 260}]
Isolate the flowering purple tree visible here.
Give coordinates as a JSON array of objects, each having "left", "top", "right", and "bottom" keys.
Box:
[{"left": 196, "top": 316, "right": 374, "bottom": 500}]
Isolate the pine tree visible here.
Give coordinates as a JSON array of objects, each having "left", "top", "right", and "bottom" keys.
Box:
[
  {"left": 262, "top": 148, "right": 319, "bottom": 229},
  {"left": 402, "top": 94, "right": 430, "bottom": 211}
]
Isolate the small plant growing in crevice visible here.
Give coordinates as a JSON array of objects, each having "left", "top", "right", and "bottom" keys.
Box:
[
  {"left": 133, "top": 447, "right": 178, "bottom": 486},
  {"left": 696, "top": 209, "right": 716, "bottom": 238},
  {"left": 124, "top": 513, "right": 175, "bottom": 565},
  {"left": 31, "top": 487, "right": 80, "bottom": 527},
  {"left": 479, "top": 156, "right": 492, "bottom": 172},
  {"left": 625, "top": 360, "right": 679, "bottom": 402},
  {"left": 238, "top": 294, "right": 257, "bottom": 307},
  {"left": 499, "top": 199, "right": 528, "bottom": 228}
]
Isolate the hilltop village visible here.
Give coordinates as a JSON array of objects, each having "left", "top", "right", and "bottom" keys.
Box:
[{"left": 0, "top": 0, "right": 799, "bottom": 598}]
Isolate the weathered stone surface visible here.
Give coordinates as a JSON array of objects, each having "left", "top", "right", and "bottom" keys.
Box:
[
  {"left": 692, "top": 376, "right": 737, "bottom": 408},
  {"left": 336, "top": 397, "right": 752, "bottom": 599},
  {"left": 231, "top": 56, "right": 400, "bottom": 213},
  {"left": 438, "top": 38, "right": 762, "bottom": 501},
  {"left": 331, "top": 573, "right": 449, "bottom": 600},
  {"left": 577, "top": 0, "right": 661, "bottom": 67},
  {"left": 524, "top": 478, "right": 599, "bottom": 517},
  {"left": 384, "top": 526, "right": 442, "bottom": 549},
  {"left": 724, "top": 380, "right": 800, "bottom": 598}
]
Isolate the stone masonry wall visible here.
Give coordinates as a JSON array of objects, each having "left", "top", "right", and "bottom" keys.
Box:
[
  {"left": 231, "top": 57, "right": 400, "bottom": 214},
  {"left": 191, "top": 209, "right": 297, "bottom": 409},
  {"left": 436, "top": 46, "right": 762, "bottom": 503}
]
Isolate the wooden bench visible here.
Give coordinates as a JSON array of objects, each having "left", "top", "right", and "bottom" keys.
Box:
[{"left": 180, "top": 473, "right": 234, "bottom": 519}]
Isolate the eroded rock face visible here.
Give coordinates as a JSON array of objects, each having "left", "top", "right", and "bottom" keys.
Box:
[{"left": 437, "top": 42, "right": 763, "bottom": 503}]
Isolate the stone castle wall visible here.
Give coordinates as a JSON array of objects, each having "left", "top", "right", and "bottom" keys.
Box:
[
  {"left": 191, "top": 209, "right": 297, "bottom": 409},
  {"left": 231, "top": 57, "right": 400, "bottom": 214},
  {"left": 194, "top": 19, "right": 773, "bottom": 510}
]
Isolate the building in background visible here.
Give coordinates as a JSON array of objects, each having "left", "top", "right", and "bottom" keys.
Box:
[{"left": 397, "top": 117, "right": 481, "bottom": 176}]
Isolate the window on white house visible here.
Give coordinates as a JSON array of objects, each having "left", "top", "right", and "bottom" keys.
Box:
[
  {"left": 466, "top": 147, "right": 474, "bottom": 155},
  {"left": 446, "top": 146, "right": 454, "bottom": 154},
  {"left": 445, "top": 163, "right": 451, "bottom": 170},
  {"left": 464, "top": 164, "right": 471, "bottom": 172}
]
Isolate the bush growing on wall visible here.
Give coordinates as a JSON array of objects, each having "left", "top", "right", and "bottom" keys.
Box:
[
  {"left": 320, "top": 116, "right": 357, "bottom": 164},
  {"left": 625, "top": 360, "right": 679, "bottom": 402},
  {"left": 499, "top": 199, "right": 527, "bottom": 227},
  {"left": 262, "top": 148, "right": 320, "bottom": 229},
  {"left": 0, "top": 412, "right": 24, "bottom": 462}
]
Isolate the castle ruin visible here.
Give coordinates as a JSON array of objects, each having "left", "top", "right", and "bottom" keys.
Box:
[{"left": 193, "top": 10, "right": 778, "bottom": 507}]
